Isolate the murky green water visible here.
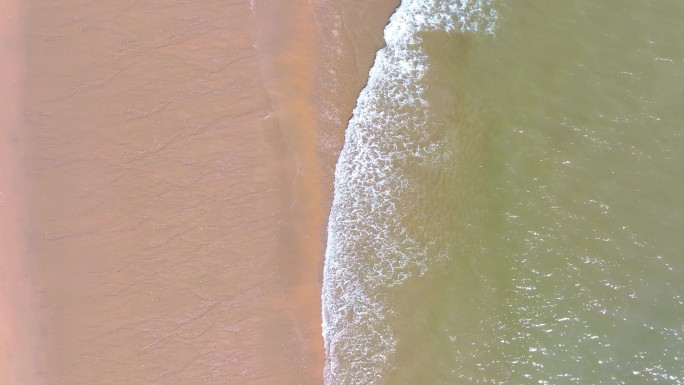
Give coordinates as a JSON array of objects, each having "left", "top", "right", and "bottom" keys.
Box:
[{"left": 323, "top": 1, "right": 683, "bottom": 384}]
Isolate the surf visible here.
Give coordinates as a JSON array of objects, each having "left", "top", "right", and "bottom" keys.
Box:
[{"left": 321, "top": 1, "right": 497, "bottom": 383}]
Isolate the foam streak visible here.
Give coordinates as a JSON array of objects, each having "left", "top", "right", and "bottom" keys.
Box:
[{"left": 321, "top": 1, "right": 496, "bottom": 384}]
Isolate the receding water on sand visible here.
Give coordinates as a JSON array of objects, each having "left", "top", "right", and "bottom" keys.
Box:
[{"left": 324, "top": 0, "right": 684, "bottom": 384}]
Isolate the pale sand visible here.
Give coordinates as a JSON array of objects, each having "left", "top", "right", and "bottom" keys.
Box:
[
  {"left": 13, "top": 0, "right": 397, "bottom": 384},
  {"left": 1, "top": 0, "right": 40, "bottom": 384}
]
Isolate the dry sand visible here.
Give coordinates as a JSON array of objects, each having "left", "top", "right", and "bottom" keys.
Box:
[
  {"left": 2, "top": 1, "right": 39, "bottom": 384},
  {"left": 8, "top": 0, "right": 396, "bottom": 384}
]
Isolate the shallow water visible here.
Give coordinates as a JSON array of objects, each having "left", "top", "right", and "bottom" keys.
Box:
[{"left": 324, "top": 0, "right": 684, "bottom": 384}]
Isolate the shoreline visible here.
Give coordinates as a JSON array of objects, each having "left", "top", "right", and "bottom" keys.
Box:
[
  {"left": 307, "top": 2, "right": 400, "bottom": 377},
  {"left": 254, "top": 0, "right": 398, "bottom": 376},
  {"left": 247, "top": 0, "right": 400, "bottom": 380},
  {"left": 12, "top": 0, "right": 397, "bottom": 383}
]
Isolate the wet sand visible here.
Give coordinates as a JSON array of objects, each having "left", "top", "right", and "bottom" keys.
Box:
[{"left": 13, "top": 0, "right": 396, "bottom": 384}]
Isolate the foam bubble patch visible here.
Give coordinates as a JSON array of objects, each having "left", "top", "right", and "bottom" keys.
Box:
[{"left": 322, "top": 1, "right": 497, "bottom": 384}]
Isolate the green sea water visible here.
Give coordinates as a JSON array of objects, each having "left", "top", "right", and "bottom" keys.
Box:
[{"left": 322, "top": 1, "right": 683, "bottom": 384}]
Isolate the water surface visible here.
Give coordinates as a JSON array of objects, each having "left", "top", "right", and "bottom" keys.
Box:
[{"left": 323, "top": 1, "right": 684, "bottom": 383}]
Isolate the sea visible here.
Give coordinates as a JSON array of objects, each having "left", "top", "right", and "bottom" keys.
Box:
[{"left": 322, "top": 0, "right": 684, "bottom": 384}]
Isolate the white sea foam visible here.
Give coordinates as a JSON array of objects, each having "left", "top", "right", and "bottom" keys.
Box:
[{"left": 322, "top": 1, "right": 496, "bottom": 384}]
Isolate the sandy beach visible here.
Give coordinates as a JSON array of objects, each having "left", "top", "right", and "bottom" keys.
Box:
[
  {"left": 9, "top": 1, "right": 684, "bottom": 384},
  {"left": 3, "top": 0, "right": 397, "bottom": 384}
]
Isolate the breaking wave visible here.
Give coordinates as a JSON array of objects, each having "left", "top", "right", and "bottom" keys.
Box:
[{"left": 321, "top": 0, "right": 497, "bottom": 384}]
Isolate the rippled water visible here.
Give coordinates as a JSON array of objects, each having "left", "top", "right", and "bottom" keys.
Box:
[{"left": 323, "top": 1, "right": 684, "bottom": 384}]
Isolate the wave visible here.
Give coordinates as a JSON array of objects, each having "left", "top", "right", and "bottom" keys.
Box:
[{"left": 321, "top": 0, "right": 497, "bottom": 384}]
